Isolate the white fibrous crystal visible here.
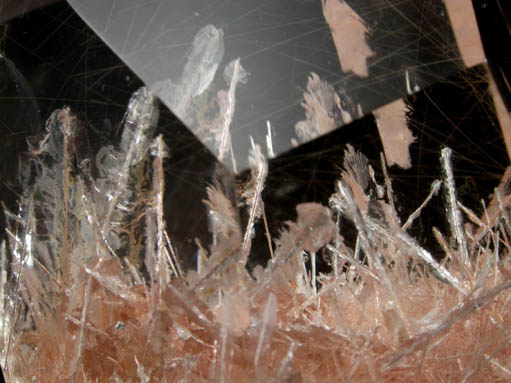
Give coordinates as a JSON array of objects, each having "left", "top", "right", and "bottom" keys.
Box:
[
  {"left": 99, "top": 87, "right": 159, "bottom": 258},
  {"left": 216, "top": 58, "right": 247, "bottom": 167},
  {"left": 2, "top": 84, "right": 511, "bottom": 383},
  {"left": 239, "top": 143, "right": 267, "bottom": 263},
  {"left": 295, "top": 73, "right": 361, "bottom": 144},
  {"left": 196, "top": 57, "right": 248, "bottom": 172},
  {"left": 119, "top": 87, "right": 159, "bottom": 164},
  {"left": 153, "top": 24, "right": 225, "bottom": 125},
  {"left": 184, "top": 25, "right": 225, "bottom": 98},
  {"left": 223, "top": 59, "right": 249, "bottom": 86},
  {"left": 295, "top": 73, "right": 338, "bottom": 142}
]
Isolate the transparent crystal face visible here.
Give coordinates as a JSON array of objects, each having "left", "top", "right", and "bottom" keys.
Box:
[{"left": 67, "top": 0, "right": 470, "bottom": 171}]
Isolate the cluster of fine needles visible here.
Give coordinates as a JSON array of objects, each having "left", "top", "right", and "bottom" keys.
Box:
[{"left": 1, "top": 80, "right": 511, "bottom": 382}]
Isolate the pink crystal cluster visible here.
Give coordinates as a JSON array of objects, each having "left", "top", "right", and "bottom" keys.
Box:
[{"left": 2, "top": 87, "right": 511, "bottom": 383}]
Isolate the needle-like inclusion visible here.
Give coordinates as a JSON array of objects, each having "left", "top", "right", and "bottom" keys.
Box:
[
  {"left": 153, "top": 24, "right": 225, "bottom": 126},
  {"left": 100, "top": 87, "right": 159, "bottom": 236},
  {"left": 2, "top": 83, "right": 511, "bottom": 382}
]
